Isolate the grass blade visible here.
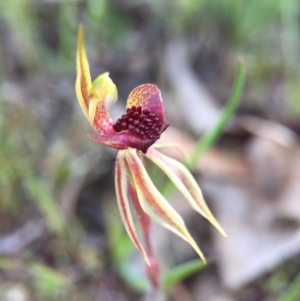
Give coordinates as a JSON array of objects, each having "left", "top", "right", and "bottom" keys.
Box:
[
  {"left": 278, "top": 272, "right": 300, "bottom": 301},
  {"left": 187, "top": 60, "right": 246, "bottom": 169},
  {"left": 162, "top": 259, "right": 208, "bottom": 290}
]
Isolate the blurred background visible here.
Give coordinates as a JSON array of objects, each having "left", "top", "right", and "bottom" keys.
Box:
[{"left": 1, "top": 0, "right": 300, "bottom": 300}]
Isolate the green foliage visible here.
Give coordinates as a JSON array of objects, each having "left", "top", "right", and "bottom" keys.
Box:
[
  {"left": 162, "top": 259, "right": 208, "bottom": 290},
  {"left": 0, "top": 128, "right": 66, "bottom": 234},
  {"left": 84, "top": 0, "right": 131, "bottom": 49},
  {"left": 22, "top": 172, "right": 66, "bottom": 235},
  {"left": 58, "top": 0, "right": 78, "bottom": 70},
  {"left": 30, "top": 263, "right": 70, "bottom": 294},
  {"left": 278, "top": 272, "right": 300, "bottom": 301},
  {"left": 0, "top": 0, "right": 41, "bottom": 70}
]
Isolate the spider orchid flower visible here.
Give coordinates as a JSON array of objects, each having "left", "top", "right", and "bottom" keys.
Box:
[{"left": 76, "top": 26, "right": 226, "bottom": 283}]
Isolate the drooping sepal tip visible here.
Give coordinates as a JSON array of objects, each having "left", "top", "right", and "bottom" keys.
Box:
[
  {"left": 126, "top": 149, "right": 207, "bottom": 263},
  {"left": 146, "top": 147, "right": 227, "bottom": 238},
  {"left": 115, "top": 151, "right": 151, "bottom": 266}
]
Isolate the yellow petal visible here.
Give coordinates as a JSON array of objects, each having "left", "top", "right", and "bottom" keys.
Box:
[
  {"left": 146, "top": 148, "right": 227, "bottom": 237},
  {"left": 76, "top": 25, "right": 92, "bottom": 119},
  {"left": 88, "top": 72, "right": 117, "bottom": 132},
  {"left": 125, "top": 149, "right": 206, "bottom": 263},
  {"left": 115, "top": 151, "right": 150, "bottom": 265}
]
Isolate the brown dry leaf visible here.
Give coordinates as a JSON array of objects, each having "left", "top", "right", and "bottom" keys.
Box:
[
  {"left": 192, "top": 275, "right": 237, "bottom": 301},
  {"left": 162, "top": 39, "right": 220, "bottom": 134},
  {"left": 202, "top": 118, "right": 300, "bottom": 289}
]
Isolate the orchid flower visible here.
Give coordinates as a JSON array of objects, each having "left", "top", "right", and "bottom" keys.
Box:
[{"left": 76, "top": 26, "right": 226, "bottom": 287}]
